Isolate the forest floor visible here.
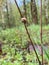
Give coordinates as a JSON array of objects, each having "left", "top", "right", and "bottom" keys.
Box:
[{"left": 0, "top": 24, "right": 49, "bottom": 65}]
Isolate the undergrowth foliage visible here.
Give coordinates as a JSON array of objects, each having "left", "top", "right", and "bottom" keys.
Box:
[
  {"left": 0, "top": 25, "right": 49, "bottom": 65},
  {"left": 0, "top": 25, "right": 49, "bottom": 46}
]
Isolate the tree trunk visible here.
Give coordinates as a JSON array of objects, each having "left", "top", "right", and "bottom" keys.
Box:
[
  {"left": 47, "top": 0, "right": 49, "bottom": 23},
  {"left": 23, "top": 0, "right": 27, "bottom": 19},
  {"left": 44, "top": 0, "right": 48, "bottom": 24},
  {"left": 6, "top": 0, "right": 10, "bottom": 28},
  {"left": 30, "top": 0, "right": 38, "bottom": 24},
  {"left": 1, "top": 6, "right": 5, "bottom": 29}
]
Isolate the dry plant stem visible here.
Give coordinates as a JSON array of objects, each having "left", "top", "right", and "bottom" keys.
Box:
[
  {"left": 40, "top": 0, "right": 43, "bottom": 65},
  {"left": 14, "top": 0, "right": 23, "bottom": 17},
  {"left": 14, "top": 0, "right": 41, "bottom": 65},
  {"left": 24, "top": 23, "right": 41, "bottom": 65}
]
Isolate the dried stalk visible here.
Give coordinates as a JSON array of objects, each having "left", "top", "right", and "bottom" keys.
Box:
[{"left": 14, "top": 0, "right": 41, "bottom": 65}]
